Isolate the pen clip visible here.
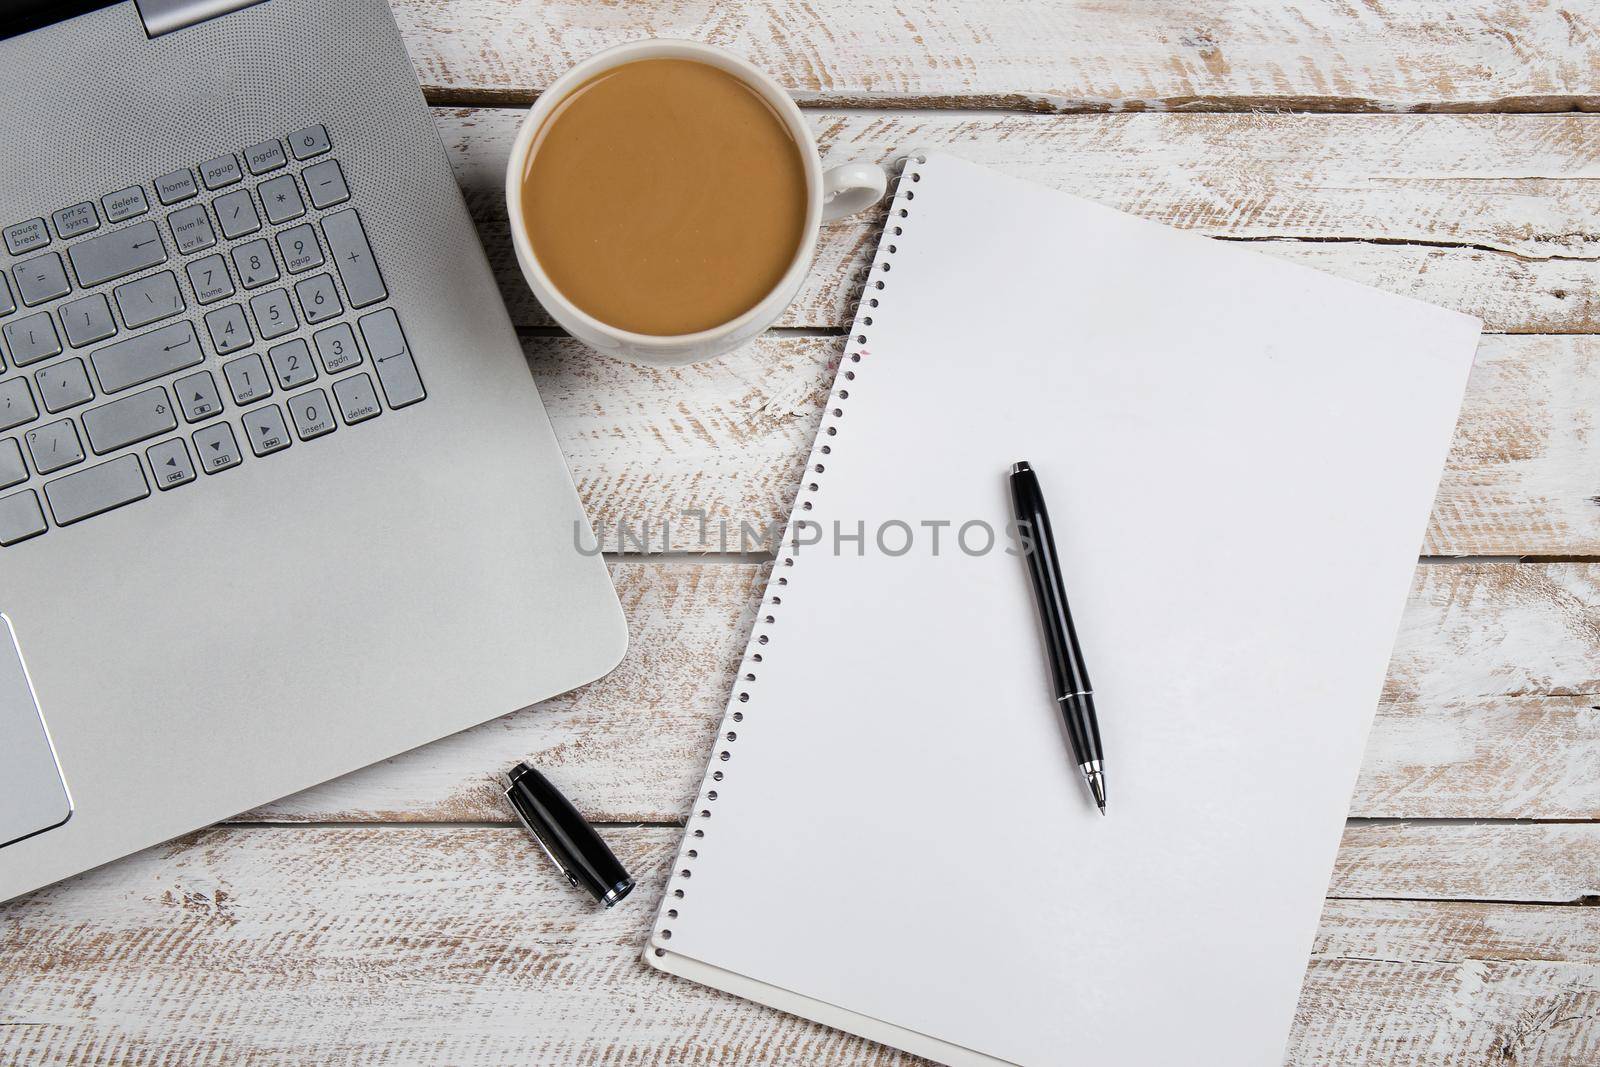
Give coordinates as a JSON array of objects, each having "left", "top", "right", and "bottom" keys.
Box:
[{"left": 509, "top": 802, "right": 582, "bottom": 890}]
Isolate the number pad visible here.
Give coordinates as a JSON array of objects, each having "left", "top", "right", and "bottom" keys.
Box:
[
  {"left": 231, "top": 238, "right": 279, "bottom": 289},
  {"left": 249, "top": 288, "right": 297, "bottom": 340},
  {"left": 186, "top": 254, "right": 235, "bottom": 305},
  {"left": 174, "top": 370, "right": 223, "bottom": 423},
  {"left": 25, "top": 419, "right": 84, "bottom": 475},
  {"left": 312, "top": 322, "right": 361, "bottom": 373},
  {"left": 275, "top": 223, "right": 323, "bottom": 273},
  {"left": 295, "top": 273, "right": 341, "bottom": 324},
  {"left": 223, "top": 353, "right": 272, "bottom": 405},
  {"left": 268, "top": 338, "right": 316, "bottom": 389},
  {"left": 203, "top": 304, "right": 252, "bottom": 355},
  {"left": 258, "top": 174, "right": 305, "bottom": 225},
  {"left": 213, "top": 188, "right": 261, "bottom": 239},
  {"left": 302, "top": 159, "right": 349, "bottom": 210},
  {"left": 167, "top": 204, "right": 217, "bottom": 254},
  {"left": 289, "top": 388, "right": 336, "bottom": 440}
]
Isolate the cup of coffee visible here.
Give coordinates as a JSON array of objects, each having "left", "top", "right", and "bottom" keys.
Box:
[{"left": 505, "top": 40, "right": 888, "bottom": 365}]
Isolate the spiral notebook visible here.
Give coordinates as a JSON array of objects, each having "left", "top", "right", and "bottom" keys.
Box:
[{"left": 646, "top": 151, "right": 1481, "bottom": 1065}]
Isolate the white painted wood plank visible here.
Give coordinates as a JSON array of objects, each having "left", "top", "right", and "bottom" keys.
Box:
[
  {"left": 242, "top": 562, "right": 1600, "bottom": 823},
  {"left": 4, "top": 827, "right": 1598, "bottom": 1065},
  {"left": 529, "top": 334, "right": 1600, "bottom": 556},
  {"left": 397, "top": 1, "right": 1600, "bottom": 112},
  {"left": 443, "top": 108, "right": 1600, "bottom": 333}
]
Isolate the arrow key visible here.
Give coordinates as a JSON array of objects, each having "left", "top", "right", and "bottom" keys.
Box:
[
  {"left": 244, "top": 403, "right": 291, "bottom": 457},
  {"left": 174, "top": 370, "right": 224, "bottom": 423},
  {"left": 192, "top": 422, "right": 241, "bottom": 474},
  {"left": 146, "top": 438, "right": 195, "bottom": 490}
]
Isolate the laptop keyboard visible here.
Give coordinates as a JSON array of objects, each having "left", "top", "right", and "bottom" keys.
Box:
[{"left": 0, "top": 124, "right": 425, "bottom": 547}]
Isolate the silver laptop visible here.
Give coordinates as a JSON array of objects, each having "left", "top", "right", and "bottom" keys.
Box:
[{"left": 0, "top": 0, "right": 627, "bottom": 902}]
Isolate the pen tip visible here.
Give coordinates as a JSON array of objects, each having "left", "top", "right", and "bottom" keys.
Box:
[{"left": 1098, "top": 804, "right": 1106, "bottom": 816}]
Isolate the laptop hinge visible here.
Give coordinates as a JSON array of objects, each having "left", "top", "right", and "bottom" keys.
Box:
[{"left": 134, "top": 0, "right": 268, "bottom": 37}]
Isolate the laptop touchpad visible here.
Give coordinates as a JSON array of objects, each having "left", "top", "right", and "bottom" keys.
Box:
[{"left": 0, "top": 616, "right": 71, "bottom": 849}]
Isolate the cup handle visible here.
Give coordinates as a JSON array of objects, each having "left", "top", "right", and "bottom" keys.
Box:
[{"left": 821, "top": 162, "right": 888, "bottom": 222}]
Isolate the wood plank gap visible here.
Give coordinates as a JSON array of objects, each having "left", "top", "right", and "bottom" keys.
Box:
[{"left": 421, "top": 87, "right": 1600, "bottom": 116}]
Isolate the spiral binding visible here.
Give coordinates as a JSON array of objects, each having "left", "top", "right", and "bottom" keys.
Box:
[{"left": 652, "top": 153, "right": 931, "bottom": 954}]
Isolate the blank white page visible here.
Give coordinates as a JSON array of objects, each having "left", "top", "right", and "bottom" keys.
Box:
[{"left": 649, "top": 151, "right": 1481, "bottom": 1065}]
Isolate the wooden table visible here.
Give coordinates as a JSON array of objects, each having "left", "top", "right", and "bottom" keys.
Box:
[{"left": 5, "top": 3, "right": 1600, "bottom": 1063}]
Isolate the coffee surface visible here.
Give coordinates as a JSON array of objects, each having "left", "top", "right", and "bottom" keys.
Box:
[{"left": 521, "top": 59, "right": 809, "bottom": 336}]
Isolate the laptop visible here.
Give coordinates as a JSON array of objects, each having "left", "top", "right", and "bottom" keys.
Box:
[{"left": 0, "top": 0, "right": 628, "bottom": 902}]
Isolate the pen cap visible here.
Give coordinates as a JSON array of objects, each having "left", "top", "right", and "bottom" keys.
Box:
[{"left": 503, "top": 762, "right": 635, "bottom": 907}]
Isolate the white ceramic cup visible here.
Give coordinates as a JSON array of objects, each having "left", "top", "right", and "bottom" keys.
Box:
[{"left": 505, "top": 40, "right": 888, "bottom": 366}]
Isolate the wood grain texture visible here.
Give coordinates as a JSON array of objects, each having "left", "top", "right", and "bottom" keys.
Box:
[
  {"left": 528, "top": 334, "right": 1600, "bottom": 556},
  {"left": 443, "top": 108, "right": 1600, "bottom": 334},
  {"left": 397, "top": 1, "right": 1600, "bottom": 112},
  {"left": 237, "top": 562, "right": 1600, "bottom": 824},
  {"left": 4, "top": 827, "right": 1598, "bottom": 1066}
]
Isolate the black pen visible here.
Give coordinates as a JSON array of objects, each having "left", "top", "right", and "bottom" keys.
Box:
[
  {"left": 503, "top": 761, "right": 635, "bottom": 906},
  {"left": 1008, "top": 461, "right": 1107, "bottom": 814}
]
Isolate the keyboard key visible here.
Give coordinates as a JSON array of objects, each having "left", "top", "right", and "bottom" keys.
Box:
[
  {"left": 250, "top": 288, "right": 297, "bottom": 340},
  {"left": 175, "top": 370, "right": 224, "bottom": 423},
  {"left": 0, "top": 272, "right": 14, "bottom": 317},
  {"left": 0, "top": 439, "right": 27, "bottom": 489},
  {"left": 289, "top": 388, "right": 336, "bottom": 440},
  {"left": 244, "top": 138, "right": 287, "bottom": 175},
  {"left": 244, "top": 403, "right": 291, "bottom": 456},
  {"left": 4, "top": 219, "right": 49, "bottom": 255},
  {"left": 295, "top": 273, "right": 341, "bottom": 324},
  {"left": 44, "top": 454, "right": 148, "bottom": 526},
  {"left": 51, "top": 202, "right": 99, "bottom": 240},
  {"left": 267, "top": 338, "right": 315, "bottom": 389},
  {"left": 35, "top": 358, "right": 94, "bottom": 414},
  {"left": 313, "top": 322, "right": 361, "bottom": 373},
  {"left": 92, "top": 320, "right": 202, "bottom": 393},
  {"left": 154, "top": 167, "right": 198, "bottom": 205},
  {"left": 275, "top": 223, "right": 323, "bottom": 274},
  {"left": 302, "top": 158, "right": 350, "bottom": 209},
  {"left": 213, "top": 188, "right": 261, "bottom": 239},
  {"left": 203, "top": 304, "right": 252, "bottom": 355},
  {"left": 167, "top": 204, "right": 217, "bottom": 255},
  {"left": 223, "top": 352, "right": 272, "bottom": 404},
  {"left": 258, "top": 174, "right": 305, "bottom": 225},
  {"left": 333, "top": 372, "right": 381, "bottom": 425},
  {"left": 15, "top": 253, "right": 70, "bottom": 307},
  {"left": 323, "top": 210, "right": 386, "bottom": 308},
  {"left": 230, "top": 238, "right": 279, "bottom": 289},
  {"left": 147, "top": 438, "right": 195, "bottom": 489},
  {"left": 25, "top": 419, "right": 84, "bottom": 474},
  {"left": 186, "top": 254, "right": 235, "bottom": 304},
  {"left": 193, "top": 422, "right": 241, "bottom": 473},
  {"left": 0, "top": 490, "right": 46, "bottom": 545},
  {"left": 102, "top": 185, "right": 149, "bottom": 223},
  {"left": 83, "top": 386, "right": 177, "bottom": 454},
  {"left": 200, "top": 153, "right": 242, "bottom": 190},
  {"left": 359, "top": 309, "right": 424, "bottom": 407},
  {"left": 113, "top": 270, "right": 185, "bottom": 329},
  {"left": 0, "top": 378, "right": 38, "bottom": 432},
  {"left": 287, "top": 124, "right": 331, "bottom": 160},
  {"left": 4, "top": 312, "right": 62, "bottom": 366},
  {"left": 61, "top": 293, "right": 117, "bottom": 347},
  {"left": 69, "top": 220, "right": 167, "bottom": 287}
]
